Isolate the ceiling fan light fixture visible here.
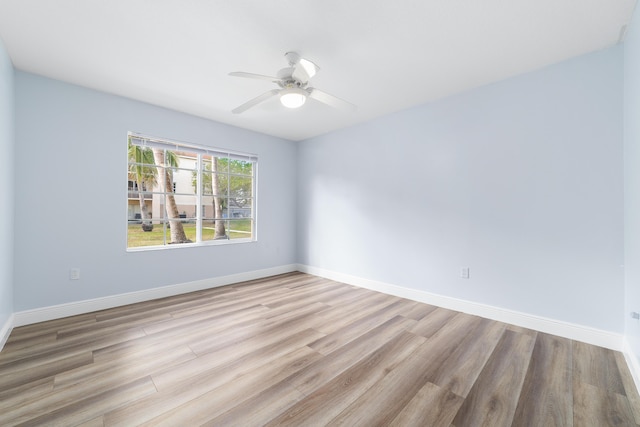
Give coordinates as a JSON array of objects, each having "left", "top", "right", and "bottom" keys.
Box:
[{"left": 280, "top": 88, "right": 307, "bottom": 109}]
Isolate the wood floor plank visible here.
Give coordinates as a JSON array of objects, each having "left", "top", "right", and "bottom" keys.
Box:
[
  {"left": 0, "top": 273, "right": 637, "bottom": 425},
  {"left": 0, "top": 351, "right": 94, "bottom": 391},
  {"left": 3, "top": 331, "right": 58, "bottom": 353},
  {"left": 96, "top": 304, "right": 268, "bottom": 359},
  {"left": 0, "top": 326, "right": 147, "bottom": 368},
  {"left": 325, "top": 342, "right": 435, "bottom": 426},
  {"left": 0, "top": 377, "right": 54, "bottom": 412},
  {"left": 151, "top": 327, "right": 325, "bottom": 391},
  {"left": 140, "top": 302, "right": 268, "bottom": 337},
  {"left": 92, "top": 332, "right": 196, "bottom": 363},
  {"left": 573, "top": 381, "right": 638, "bottom": 427},
  {"left": 321, "top": 314, "right": 485, "bottom": 426},
  {"left": 5, "top": 313, "right": 96, "bottom": 339},
  {"left": 450, "top": 329, "right": 536, "bottom": 427},
  {"left": 506, "top": 324, "right": 538, "bottom": 337},
  {"left": 428, "top": 318, "right": 506, "bottom": 397},
  {"left": 92, "top": 294, "right": 209, "bottom": 322},
  {"left": 1, "top": 349, "right": 188, "bottom": 425},
  {"left": 103, "top": 331, "right": 324, "bottom": 425},
  {"left": 262, "top": 280, "right": 356, "bottom": 309},
  {"left": 187, "top": 302, "right": 328, "bottom": 356},
  {"left": 280, "top": 315, "right": 418, "bottom": 396},
  {"left": 165, "top": 292, "right": 271, "bottom": 318},
  {"left": 259, "top": 300, "right": 332, "bottom": 326},
  {"left": 224, "top": 273, "right": 308, "bottom": 295},
  {"left": 160, "top": 275, "right": 314, "bottom": 320},
  {"left": 0, "top": 339, "right": 93, "bottom": 374},
  {"left": 399, "top": 301, "right": 439, "bottom": 321},
  {"left": 615, "top": 351, "right": 640, "bottom": 424},
  {"left": 55, "top": 312, "right": 173, "bottom": 341},
  {"left": 203, "top": 381, "right": 305, "bottom": 427},
  {"left": 76, "top": 416, "right": 105, "bottom": 427},
  {"left": 277, "top": 273, "right": 330, "bottom": 289},
  {"left": 7, "top": 376, "right": 157, "bottom": 427},
  {"left": 512, "top": 332, "right": 574, "bottom": 427},
  {"left": 310, "top": 291, "right": 399, "bottom": 335},
  {"left": 120, "top": 346, "right": 321, "bottom": 427},
  {"left": 573, "top": 340, "right": 626, "bottom": 396},
  {"left": 308, "top": 299, "right": 418, "bottom": 355},
  {"left": 91, "top": 290, "right": 222, "bottom": 322},
  {"left": 53, "top": 343, "right": 196, "bottom": 389},
  {"left": 189, "top": 281, "right": 284, "bottom": 309},
  {"left": 410, "top": 306, "right": 459, "bottom": 338},
  {"left": 264, "top": 331, "right": 426, "bottom": 426},
  {"left": 389, "top": 381, "right": 464, "bottom": 427}
]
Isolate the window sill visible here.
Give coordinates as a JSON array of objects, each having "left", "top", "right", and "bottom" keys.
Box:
[{"left": 126, "top": 238, "right": 256, "bottom": 252}]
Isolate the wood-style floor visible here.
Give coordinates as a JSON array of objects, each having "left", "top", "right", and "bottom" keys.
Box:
[{"left": 1, "top": 272, "right": 639, "bottom": 426}]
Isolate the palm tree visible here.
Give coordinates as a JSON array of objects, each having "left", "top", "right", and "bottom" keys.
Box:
[
  {"left": 193, "top": 158, "right": 227, "bottom": 239},
  {"left": 211, "top": 157, "right": 227, "bottom": 239},
  {"left": 152, "top": 148, "right": 191, "bottom": 244},
  {"left": 128, "top": 140, "right": 156, "bottom": 232}
]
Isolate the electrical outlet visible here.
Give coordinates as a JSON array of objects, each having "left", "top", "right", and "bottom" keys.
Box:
[
  {"left": 631, "top": 312, "right": 640, "bottom": 320},
  {"left": 460, "top": 267, "right": 470, "bottom": 279},
  {"left": 69, "top": 268, "right": 80, "bottom": 280}
]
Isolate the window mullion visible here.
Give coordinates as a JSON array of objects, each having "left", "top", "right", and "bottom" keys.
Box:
[
  {"left": 227, "top": 163, "right": 231, "bottom": 237},
  {"left": 196, "top": 154, "right": 202, "bottom": 243},
  {"left": 252, "top": 161, "right": 257, "bottom": 240}
]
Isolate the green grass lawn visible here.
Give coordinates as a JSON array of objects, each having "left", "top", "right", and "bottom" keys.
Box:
[{"left": 128, "top": 219, "right": 252, "bottom": 247}]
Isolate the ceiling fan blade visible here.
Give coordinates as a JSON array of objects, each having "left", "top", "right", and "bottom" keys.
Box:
[
  {"left": 229, "top": 71, "right": 281, "bottom": 83},
  {"left": 307, "top": 88, "right": 356, "bottom": 112},
  {"left": 292, "top": 58, "right": 319, "bottom": 84},
  {"left": 232, "top": 89, "right": 280, "bottom": 114}
]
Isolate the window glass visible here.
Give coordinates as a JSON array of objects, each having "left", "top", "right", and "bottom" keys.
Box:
[{"left": 127, "top": 134, "right": 257, "bottom": 249}]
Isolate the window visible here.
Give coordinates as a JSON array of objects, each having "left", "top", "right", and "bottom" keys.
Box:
[{"left": 127, "top": 133, "right": 257, "bottom": 249}]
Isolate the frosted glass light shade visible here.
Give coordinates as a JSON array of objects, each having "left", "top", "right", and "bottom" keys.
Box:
[{"left": 280, "top": 88, "right": 307, "bottom": 108}]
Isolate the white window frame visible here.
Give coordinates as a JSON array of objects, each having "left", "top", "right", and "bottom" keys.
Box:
[{"left": 127, "top": 132, "right": 257, "bottom": 251}]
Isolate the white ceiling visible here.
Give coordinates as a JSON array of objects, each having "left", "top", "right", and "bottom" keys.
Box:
[{"left": 0, "top": 0, "right": 636, "bottom": 141}]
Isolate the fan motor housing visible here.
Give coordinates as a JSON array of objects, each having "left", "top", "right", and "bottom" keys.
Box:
[{"left": 276, "top": 67, "right": 305, "bottom": 88}]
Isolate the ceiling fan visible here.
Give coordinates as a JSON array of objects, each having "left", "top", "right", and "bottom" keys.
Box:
[{"left": 229, "top": 52, "right": 356, "bottom": 114}]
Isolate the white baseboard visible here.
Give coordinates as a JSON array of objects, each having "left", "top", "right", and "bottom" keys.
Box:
[
  {"left": 0, "top": 313, "right": 14, "bottom": 351},
  {"left": 297, "top": 264, "right": 624, "bottom": 351},
  {"left": 13, "top": 264, "right": 298, "bottom": 327}
]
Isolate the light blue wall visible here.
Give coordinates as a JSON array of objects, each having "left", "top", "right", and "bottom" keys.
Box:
[
  {"left": 298, "top": 46, "right": 625, "bottom": 332},
  {"left": 13, "top": 72, "right": 297, "bottom": 311},
  {"left": 0, "top": 38, "right": 14, "bottom": 328},
  {"left": 625, "top": 5, "right": 640, "bottom": 369}
]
